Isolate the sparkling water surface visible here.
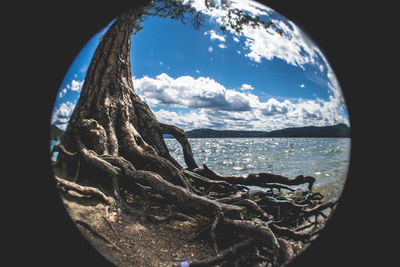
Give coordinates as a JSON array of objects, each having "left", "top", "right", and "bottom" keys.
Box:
[{"left": 166, "top": 137, "right": 350, "bottom": 200}]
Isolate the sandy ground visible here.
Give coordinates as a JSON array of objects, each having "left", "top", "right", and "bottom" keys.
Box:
[{"left": 60, "top": 190, "right": 216, "bottom": 267}]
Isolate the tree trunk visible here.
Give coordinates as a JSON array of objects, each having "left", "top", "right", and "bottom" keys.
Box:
[{"left": 58, "top": 9, "right": 191, "bottom": 187}]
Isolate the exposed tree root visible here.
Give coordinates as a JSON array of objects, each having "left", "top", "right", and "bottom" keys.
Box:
[
  {"left": 195, "top": 164, "right": 316, "bottom": 191},
  {"left": 221, "top": 218, "right": 280, "bottom": 254},
  {"left": 269, "top": 223, "right": 322, "bottom": 242},
  {"left": 159, "top": 122, "right": 199, "bottom": 170},
  {"left": 55, "top": 175, "right": 115, "bottom": 206},
  {"left": 182, "top": 169, "right": 238, "bottom": 195}
]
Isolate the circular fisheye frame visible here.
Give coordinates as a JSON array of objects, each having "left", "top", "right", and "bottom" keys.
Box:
[{"left": 50, "top": 0, "right": 350, "bottom": 266}]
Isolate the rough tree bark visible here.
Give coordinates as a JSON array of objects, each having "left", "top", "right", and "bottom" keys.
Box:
[{"left": 52, "top": 6, "right": 337, "bottom": 266}]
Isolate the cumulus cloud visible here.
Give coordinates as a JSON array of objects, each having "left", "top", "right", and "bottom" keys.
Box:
[
  {"left": 133, "top": 73, "right": 349, "bottom": 131},
  {"left": 79, "top": 65, "right": 88, "bottom": 73},
  {"left": 218, "top": 43, "right": 227, "bottom": 49},
  {"left": 133, "top": 73, "right": 254, "bottom": 112},
  {"left": 51, "top": 101, "right": 75, "bottom": 130},
  {"left": 238, "top": 19, "right": 324, "bottom": 68},
  {"left": 204, "top": 29, "right": 226, "bottom": 42},
  {"left": 240, "top": 84, "right": 254, "bottom": 90},
  {"left": 260, "top": 98, "right": 289, "bottom": 116},
  {"left": 59, "top": 88, "right": 67, "bottom": 98},
  {"left": 57, "top": 79, "right": 84, "bottom": 99},
  {"left": 67, "top": 79, "right": 84, "bottom": 92}
]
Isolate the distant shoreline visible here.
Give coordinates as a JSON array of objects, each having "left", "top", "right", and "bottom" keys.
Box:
[
  {"left": 51, "top": 123, "right": 350, "bottom": 140},
  {"left": 183, "top": 123, "right": 350, "bottom": 139}
]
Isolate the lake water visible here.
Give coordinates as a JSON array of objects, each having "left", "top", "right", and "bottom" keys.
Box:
[
  {"left": 165, "top": 138, "right": 351, "bottom": 200},
  {"left": 50, "top": 138, "right": 350, "bottom": 200}
]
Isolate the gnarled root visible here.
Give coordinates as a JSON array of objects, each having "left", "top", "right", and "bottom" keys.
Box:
[
  {"left": 55, "top": 175, "right": 116, "bottom": 206},
  {"left": 159, "top": 122, "right": 199, "bottom": 170},
  {"left": 195, "top": 164, "right": 316, "bottom": 191}
]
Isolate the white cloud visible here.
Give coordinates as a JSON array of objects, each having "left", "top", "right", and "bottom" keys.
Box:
[
  {"left": 51, "top": 101, "right": 75, "bottom": 130},
  {"left": 240, "top": 84, "right": 254, "bottom": 90},
  {"left": 218, "top": 43, "right": 227, "bottom": 49},
  {"left": 79, "top": 65, "right": 87, "bottom": 73},
  {"left": 66, "top": 79, "right": 84, "bottom": 92},
  {"left": 208, "top": 46, "right": 213, "bottom": 53},
  {"left": 133, "top": 73, "right": 254, "bottom": 112},
  {"left": 240, "top": 22, "right": 311, "bottom": 67},
  {"left": 300, "top": 84, "right": 305, "bottom": 88},
  {"left": 57, "top": 79, "right": 84, "bottom": 99},
  {"left": 154, "top": 109, "right": 213, "bottom": 130},
  {"left": 133, "top": 73, "right": 349, "bottom": 131},
  {"left": 233, "top": 36, "right": 240, "bottom": 43},
  {"left": 59, "top": 88, "right": 67, "bottom": 98},
  {"left": 260, "top": 98, "right": 289, "bottom": 116},
  {"left": 204, "top": 29, "right": 226, "bottom": 42}
]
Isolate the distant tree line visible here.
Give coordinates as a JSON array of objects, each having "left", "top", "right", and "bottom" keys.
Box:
[{"left": 184, "top": 124, "right": 350, "bottom": 138}]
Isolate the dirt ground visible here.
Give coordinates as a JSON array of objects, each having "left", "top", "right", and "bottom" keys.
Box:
[{"left": 60, "top": 189, "right": 216, "bottom": 267}]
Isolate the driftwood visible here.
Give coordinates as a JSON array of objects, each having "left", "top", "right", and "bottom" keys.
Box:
[{"left": 51, "top": 5, "right": 338, "bottom": 266}]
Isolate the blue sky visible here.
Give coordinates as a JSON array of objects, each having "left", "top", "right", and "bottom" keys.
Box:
[{"left": 52, "top": 0, "right": 349, "bottom": 131}]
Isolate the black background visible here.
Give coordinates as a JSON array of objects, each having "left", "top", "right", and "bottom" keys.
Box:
[{"left": 9, "top": 0, "right": 395, "bottom": 266}]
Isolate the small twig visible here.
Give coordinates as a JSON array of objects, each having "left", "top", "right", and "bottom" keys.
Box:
[
  {"left": 75, "top": 219, "right": 121, "bottom": 252},
  {"left": 102, "top": 215, "right": 119, "bottom": 238}
]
